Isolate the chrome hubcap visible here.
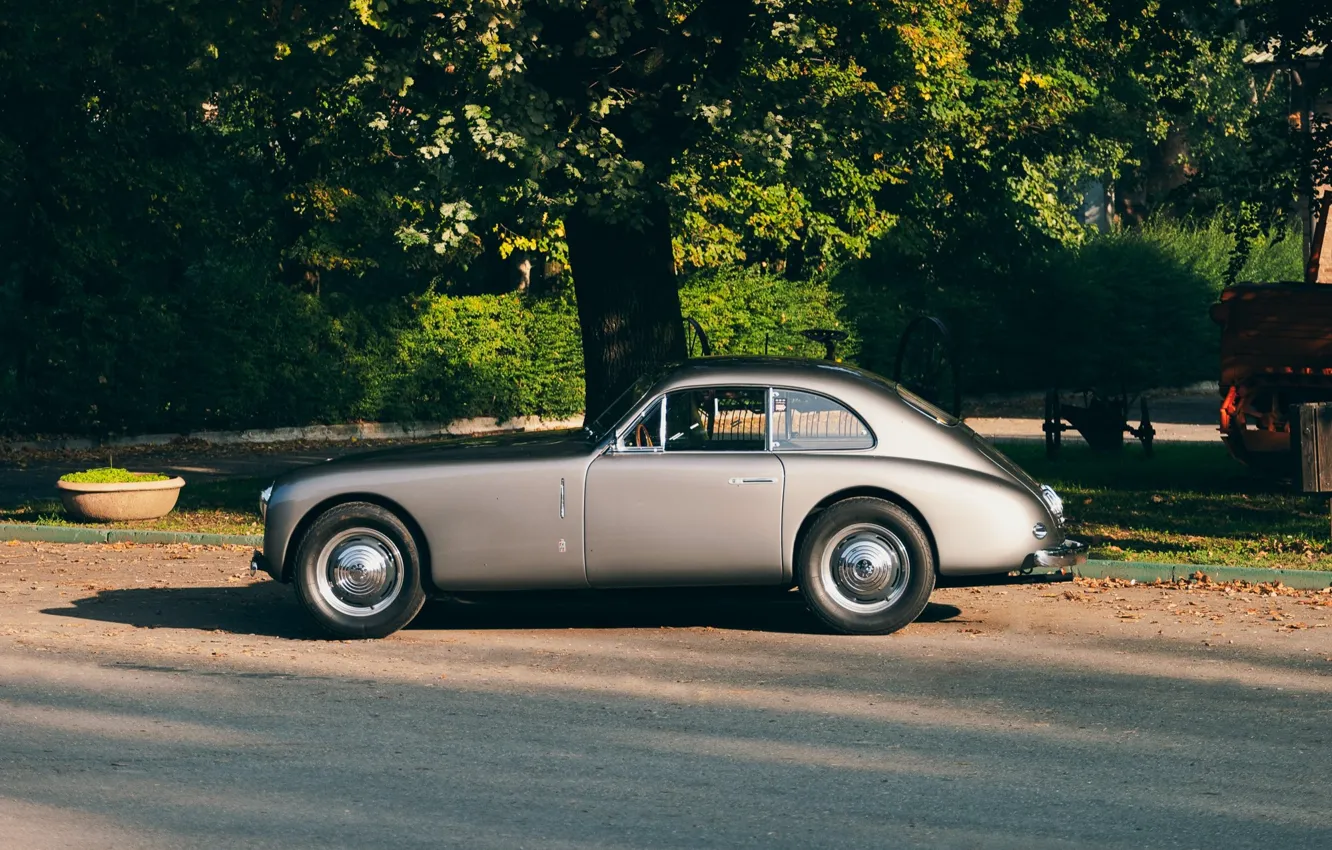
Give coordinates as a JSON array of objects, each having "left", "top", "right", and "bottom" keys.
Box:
[
  {"left": 315, "top": 529, "right": 404, "bottom": 617},
  {"left": 820, "top": 523, "right": 910, "bottom": 613}
]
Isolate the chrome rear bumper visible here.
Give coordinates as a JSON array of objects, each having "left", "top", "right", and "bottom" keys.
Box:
[{"left": 1030, "top": 539, "right": 1088, "bottom": 569}]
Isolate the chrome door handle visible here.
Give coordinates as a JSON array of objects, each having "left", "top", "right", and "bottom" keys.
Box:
[{"left": 728, "top": 477, "right": 777, "bottom": 485}]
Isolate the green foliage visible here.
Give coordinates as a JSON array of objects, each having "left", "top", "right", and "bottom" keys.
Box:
[
  {"left": 1032, "top": 222, "right": 1224, "bottom": 391},
  {"left": 0, "top": 270, "right": 586, "bottom": 435},
  {"left": 351, "top": 291, "right": 585, "bottom": 424},
  {"left": 59, "top": 468, "right": 169, "bottom": 484},
  {"left": 1238, "top": 227, "right": 1305, "bottom": 284},
  {"left": 0, "top": 1, "right": 1315, "bottom": 436},
  {"left": 679, "top": 268, "right": 857, "bottom": 360},
  {"left": 836, "top": 215, "right": 1302, "bottom": 395}
]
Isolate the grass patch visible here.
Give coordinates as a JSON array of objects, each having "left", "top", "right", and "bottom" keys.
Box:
[
  {"left": 5, "top": 445, "right": 1328, "bottom": 568},
  {"left": 1, "top": 477, "right": 263, "bottom": 536},
  {"left": 999, "top": 442, "right": 1332, "bottom": 570}
]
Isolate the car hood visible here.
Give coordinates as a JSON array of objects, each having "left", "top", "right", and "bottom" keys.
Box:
[{"left": 279, "top": 429, "right": 595, "bottom": 481}]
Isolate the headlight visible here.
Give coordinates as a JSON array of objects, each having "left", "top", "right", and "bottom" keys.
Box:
[
  {"left": 259, "top": 484, "right": 273, "bottom": 521},
  {"left": 1039, "top": 484, "right": 1064, "bottom": 526}
]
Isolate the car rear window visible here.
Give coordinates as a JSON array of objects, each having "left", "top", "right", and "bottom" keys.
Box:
[{"left": 770, "top": 389, "right": 874, "bottom": 450}]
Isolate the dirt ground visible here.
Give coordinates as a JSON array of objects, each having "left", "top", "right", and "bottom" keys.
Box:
[
  {"left": 4, "top": 543, "right": 1332, "bottom": 849},
  {"left": 2, "top": 541, "right": 1329, "bottom": 677}
]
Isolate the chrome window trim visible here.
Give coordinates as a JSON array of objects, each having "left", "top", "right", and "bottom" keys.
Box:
[
  {"left": 767, "top": 386, "right": 877, "bottom": 452},
  {"left": 616, "top": 397, "right": 666, "bottom": 453},
  {"left": 617, "top": 384, "right": 773, "bottom": 454},
  {"left": 664, "top": 386, "right": 769, "bottom": 454}
]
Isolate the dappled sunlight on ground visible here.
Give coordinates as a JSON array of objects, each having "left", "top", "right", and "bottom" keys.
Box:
[{"left": 2, "top": 543, "right": 1331, "bottom": 848}]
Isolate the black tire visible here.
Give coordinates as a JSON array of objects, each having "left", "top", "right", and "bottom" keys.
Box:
[
  {"left": 292, "top": 502, "right": 427, "bottom": 639},
  {"left": 797, "top": 498, "right": 936, "bottom": 635}
]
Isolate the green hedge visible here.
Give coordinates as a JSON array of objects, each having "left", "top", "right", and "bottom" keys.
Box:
[
  {"left": 0, "top": 215, "right": 1299, "bottom": 437},
  {"left": 348, "top": 291, "right": 585, "bottom": 424},
  {"left": 679, "top": 266, "right": 857, "bottom": 360},
  {"left": 1, "top": 265, "right": 848, "bottom": 437},
  {"left": 835, "top": 215, "right": 1303, "bottom": 395}
]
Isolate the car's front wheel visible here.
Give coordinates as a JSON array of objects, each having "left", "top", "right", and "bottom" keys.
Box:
[
  {"left": 292, "top": 502, "right": 427, "bottom": 638},
  {"left": 798, "top": 497, "right": 936, "bottom": 635}
]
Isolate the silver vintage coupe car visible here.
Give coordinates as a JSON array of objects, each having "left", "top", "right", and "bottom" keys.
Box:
[{"left": 251, "top": 357, "right": 1085, "bottom": 638}]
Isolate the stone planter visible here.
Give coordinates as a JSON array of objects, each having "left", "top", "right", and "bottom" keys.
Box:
[{"left": 56, "top": 476, "right": 186, "bottom": 522}]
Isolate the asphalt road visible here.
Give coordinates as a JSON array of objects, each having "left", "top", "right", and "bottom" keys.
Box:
[{"left": 2, "top": 543, "right": 1331, "bottom": 849}]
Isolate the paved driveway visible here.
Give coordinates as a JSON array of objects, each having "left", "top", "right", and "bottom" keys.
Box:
[{"left": 2, "top": 543, "right": 1330, "bottom": 849}]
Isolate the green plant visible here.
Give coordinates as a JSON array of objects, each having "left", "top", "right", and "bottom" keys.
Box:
[
  {"left": 351, "top": 290, "right": 586, "bottom": 424},
  {"left": 834, "top": 213, "right": 1303, "bottom": 395},
  {"left": 679, "top": 267, "right": 857, "bottom": 361},
  {"left": 59, "top": 468, "right": 170, "bottom": 484}
]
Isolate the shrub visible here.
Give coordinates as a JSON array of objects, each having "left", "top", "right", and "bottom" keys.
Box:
[
  {"left": 4, "top": 211, "right": 1296, "bottom": 438},
  {"left": 832, "top": 214, "right": 1303, "bottom": 395},
  {"left": 679, "top": 266, "right": 858, "bottom": 361},
  {"left": 353, "top": 290, "right": 585, "bottom": 423}
]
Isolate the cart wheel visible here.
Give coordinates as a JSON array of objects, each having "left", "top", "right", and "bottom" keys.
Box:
[
  {"left": 1139, "top": 396, "right": 1154, "bottom": 458},
  {"left": 682, "top": 316, "right": 712, "bottom": 358},
  {"left": 1044, "top": 389, "right": 1062, "bottom": 459},
  {"left": 893, "top": 316, "right": 961, "bottom": 420}
]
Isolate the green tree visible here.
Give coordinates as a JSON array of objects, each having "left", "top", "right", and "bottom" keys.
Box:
[
  {"left": 5, "top": 0, "right": 1309, "bottom": 433},
  {"left": 258, "top": 0, "right": 994, "bottom": 414}
]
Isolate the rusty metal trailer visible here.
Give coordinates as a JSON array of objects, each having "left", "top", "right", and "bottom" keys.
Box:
[{"left": 1211, "top": 282, "right": 1332, "bottom": 469}]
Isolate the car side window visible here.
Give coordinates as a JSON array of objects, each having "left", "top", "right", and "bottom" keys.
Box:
[
  {"left": 664, "top": 387, "right": 768, "bottom": 452},
  {"left": 620, "top": 398, "right": 664, "bottom": 451},
  {"left": 770, "top": 389, "right": 874, "bottom": 451}
]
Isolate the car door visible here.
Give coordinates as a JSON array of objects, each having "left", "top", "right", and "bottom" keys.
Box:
[{"left": 584, "top": 386, "right": 785, "bottom": 587}]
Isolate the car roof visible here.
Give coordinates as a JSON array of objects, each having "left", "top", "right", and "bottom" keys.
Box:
[{"left": 659, "top": 356, "right": 893, "bottom": 392}]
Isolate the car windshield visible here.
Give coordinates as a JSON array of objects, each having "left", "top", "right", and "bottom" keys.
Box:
[{"left": 583, "top": 372, "right": 664, "bottom": 442}]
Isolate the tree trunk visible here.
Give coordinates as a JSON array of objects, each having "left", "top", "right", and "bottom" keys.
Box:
[{"left": 565, "top": 200, "right": 686, "bottom": 421}]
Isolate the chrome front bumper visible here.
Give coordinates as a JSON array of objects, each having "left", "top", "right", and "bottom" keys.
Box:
[
  {"left": 1030, "top": 539, "right": 1089, "bottom": 569},
  {"left": 250, "top": 549, "right": 278, "bottom": 580}
]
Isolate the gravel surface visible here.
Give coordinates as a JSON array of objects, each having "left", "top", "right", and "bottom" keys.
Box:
[{"left": 2, "top": 543, "right": 1331, "bottom": 849}]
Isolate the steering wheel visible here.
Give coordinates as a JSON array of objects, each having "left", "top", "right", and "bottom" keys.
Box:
[{"left": 634, "top": 422, "right": 654, "bottom": 448}]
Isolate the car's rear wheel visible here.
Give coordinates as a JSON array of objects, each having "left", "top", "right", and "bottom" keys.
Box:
[
  {"left": 798, "top": 497, "right": 935, "bottom": 635},
  {"left": 293, "top": 502, "right": 426, "bottom": 638}
]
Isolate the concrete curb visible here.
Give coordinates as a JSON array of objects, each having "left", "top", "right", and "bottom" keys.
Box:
[
  {"left": 1078, "top": 559, "right": 1332, "bottom": 590},
  {"left": 0, "top": 523, "right": 261, "bottom": 547},
  {"left": 0, "top": 416, "right": 586, "bottom": 454}
]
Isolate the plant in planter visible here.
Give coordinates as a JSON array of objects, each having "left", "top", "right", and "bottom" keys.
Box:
[{"left": 56, "top": 467, "right": 186, "bottom": 522}]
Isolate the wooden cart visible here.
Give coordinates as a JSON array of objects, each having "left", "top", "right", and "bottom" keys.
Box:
[{"left": 1043, "top": 387, "right": 1154, "bottom": 458}]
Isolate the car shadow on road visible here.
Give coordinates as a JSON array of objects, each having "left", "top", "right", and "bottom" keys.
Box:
[
  {"left": 414, "top": 588, "right": 963, "bottom": 634},
  {"left": 41, "top": 584, "right": 964, "bottom": 638},
  {"left": 41, "top": 583, "right": 321, "bottom": 640}
]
